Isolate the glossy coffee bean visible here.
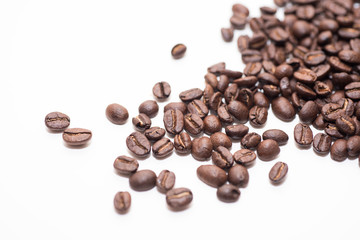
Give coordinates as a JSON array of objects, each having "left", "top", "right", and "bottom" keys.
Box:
[
  {"left": 325, "top": 124, "right": 345, "bottom": 139},
  {"left": 338, "top": 50, "right": 360, "bottom": 64},
  {"left": 294, "top": 68, "right": 317, "bottom": 85},
  {"left": 129, "top": 170, "right": 157, "bottom": 191},
  {"left": 217, "top": 104, "right": 234, "bottom": 124},
  {"left": 221, "top": 28, "right": 234, "bottom": 42},
  {"left": 203, "top": 84, "right": 214, "bottom": 107},
  {"left": 271, "top": 97, "right": 296, "bottom": 122},
  {"left": 179, "top": 88, "right": 203, "bottom": 102},
  {"left": 138, "top": 100, "right": 159, "bottom": 118},
  {"left": 208, "top": 62, "right": 226, "bottom": 75},
  {"left": 126, "top": 132, "right": 151, "bottom": 156},
  {"left": 63, "top": 128, "right": 92, "bottom": 146},
  {"left": 174, "top": 132, "right": 192, "bottom": 154},
  {"left": 105, "top": 104, "right": 128, "bottom": 125},
  {"left": 313, "top": 133, "right": 332, "bottom": 155},
  {"left": 227, "top": 100, "right": 249, "bottom": 123},
  {"left": 191, "top": 137, "right": 213, "bottom": 160},
  {"left": 163, "top": 109, "right": 184, "bottom": 135},
  {"left": 336, "top": 115, "right": 356, "bottom": 136},
  {"left": 144, "top": 127, "right": 166, "bottom": 141},
  {"left": 321, "top": 103, "right": 344, "bottom": 122},
  {"left": 163, "top": 102, "right": 187, "bottom": 114},
  {"left": 294, "top": 123, "right": 313, "bottom": 147},
  {"left": 171, "top": 44, "right": 186, "bottom": 59},
  {"left": 152, "top": 138, "right": 174, "bottom": 157},
  {"left": 187, "top": 99, "right": 209, "bottom": 118},
  {"left": 166, "top": 188, "right": 193, "bottom": 210},
  {"left": 153, "top": 81, "right": 171, "bottom": 100},
  {"left": 253, "top": 92, "right": 270, "bottom": 108},
  {"left": 225, "top": 124, "right": 249, "bottom": 140},
  {"left": 132, "top": 113, "right": 151, "bottom": 131},
  {"left": 203, "top": 115, "right": 222, "bottom": 135},
  {"left": 217, "top": 184, "right": 240, "bottom": 203},
  {"left": 330, "top": 139, "right": 348, "bottom": 162},
  {"left": 45, "top": 111, "right": 70, "bottom": 131},
  {"left": 257, "top": 139, "right": 280, "bottom": 161},
  {"left": 156, "top": 170, "right": 176, "bottom": 193},
  {"left": 113, "top": 155, "right": 139, "bottom": 175},
  {"left": 244, "top": 62, "right": 262, "bottom": 76},
  {"left": 210, "top": 132, "right": 232, "bottom": 150},
  {"left": 197, "top": 165, "right": 227, "bottom": 188},
  {"left": 298, "top": 101, "right": 318, "bottom": 124},
  {"left": 345, "top": 82, "right": 360, "bottom": 100},
  {"left": 228, "top": 164, "right": 249, "bottom": 187},
  {"left": 269, "top": 162, "right": 288, "bottom": 183},
  {"left": 249, "top": 106, "right": 268, "bottom": 127},
  {"left": 241, "top": 132, "right": 261, "bottom": 149},
  {"left": 262, "top": 129, "right": 288, "bottom": 146},
  {"left": 114, "top": 191, "right": 131, "bottom": 213},
  {"left": 184, "top": 113, "right": 204, "bottom": 136},
  {"left": 233, "top": 149, "right": 256, "bottom": 165},
  {"left": 212, "top": 146, "right": 234, "bottom": 169},
  {"left": 347, "top": 136, "right": 360, "bottom": 158}
]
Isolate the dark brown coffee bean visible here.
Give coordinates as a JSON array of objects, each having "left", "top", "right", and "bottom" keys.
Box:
[
  {"left": 237, "top": 35, "right": 250, "bottom": 53},
  {"left": 212, "top": 146, "right": 234, "bottom": 169},
  {"left": 325, "top": 124, "right": 345, "bottom": 139},
  {"left": 319, "top": 19, "right": 339, "bottom": 33},
  {"left": 187, "top": 99, "right": 209, "bottom": 118},
  {"left": 317, "top": 30, "right": 332, "bottom": 45},
  {"left": 242, "top": 49, "right": 262, "bottom": 63},
  {"left": 296, "top": 82, "right": 317, "bottom": 100},
  {"left": 174, "top": 132, "right": 192, "bottom": 154},
  {"left": 234, "top": 76, "right": 258, "bottom": 88},
  {"left": 227, "top": 100, "right": 249, "bottom": 123},
  {"left": 279, "top": 77, "right": 292, "bottom": 98},
  {"left": 105, "top": 104, "right": 129, "bottom": 125},
  {"left": 292, "top": 20, "right": 311, "bottom": 39},
  {"left": 126, "top": 132, "right": 151, "bottom": 156},
  {"left": 312, "top": 64, "right": 331, "bottom": 80},
  {"left": 249, "top": 32, "right": 267, "bottom": 49},
  {"left": 228, "top": 164, "right": 249, "bottom": 187},
  {"left": 191, "top": 137, "right": 213, "bottom": 160},
  {"left": 294, "top": 68, "right": 317, "bottom": 85},
  {"left": 294, "top": 123, "right": 313, "bottom": 147},
  {"left": 347, "top": 136, "right": 360, "bottom": 157},
  {"left": 132, "top": 113, "right": 151, "bottom": 131},
  {"left": 232, "top": 3, "right": 249, "bottom": 17},
  {"left": 345, "top": 82, "right": 360, "bottom": 100},
  {"left": 291, "top": 92, "right": 306, "bottom": 110},
  {"left": 217, "top": 104, "right": 234, "bottom": 124},
  {"left": 233, "top": 149, "right": 256, "bottom": 165},
  {"left": 262, "top": 129, "right": 288, "bottom": 146},
  {"left": 269, "top": 27, "right": 289, "bottom": 43},
  {"left": 153, "top": 82, "right": 171, "bottom": 100},
  {"left": 224, "top": 84, "right": 239, "bottom": 104},
  {"left": 296, "top": 5, "right": 315, "bottom": 20},
  {"left": 221, "top": 28, "right": 234, "bottom": 42},
  {"left": 313, "top": 81, "right": 331, "bottom": 97},
  {"left": 298, "top": 101, "right": 318, "bottom": 123},
  {"left": 338, "top": 50, "right": 360, "bottom": 64},
  {"left": 328, "top": 56, "right": 352, "bottom": 73},
  {"left": 258, "top": 72, "right": 279, "bottom": 86},
  {"left": 197, "top": 165, "right": 227, "bottom": 188},
  {"left": 163, "top": 102, "right": 187, "bottom": 115},
  {"left": 274, "top": 0, "right": 287, "bottom": 7},
  {"left": 129, "top": 169, "right": 157, "bottom": 191},
  {"left": 144, "top": 127, "right": 166, "bottom": 141},
  {"left": 338, "top": 28, "right": 360, "bottom": 39},
  {"left": 303, "top": 51, "right": 326, "bottom": 66},
  {"left": 249, "top": 106, "right": 268, "bottom": 127},
  {"left": 254, "top": 92, "right": 270, "bottom": 108},
  {"left": 293, "top": 45, "right": 309, "bottom": 60},
  {"left": 114, "top": 191, "right": 131, "bottom": 214},
  {"left": 163, "top": 109, "right": 184, "bottom": 135},
  {"left": 184, "top": 113, "right": 204, "bottom": 136},
  {"left": 152, "top": 138, "right": 174, "bottom": 157},
  {"left": 45, "top": 111, "right": 70, "bottom": 131},
  {"left": 62, "top": 128, "right": 92, "bottom": 146},
  {"left": 269, "top": 162, "right": 288, "bottom": 183},
  {"left": 203, "top": 115, "right": 222, "bottom": 135},
  {"left": 202, "top": 84, "right": 214, "bottom": 107},
  {"left": 156, "top": 170, "right": 175, "bottom": 193},
  {"left": 271, "top": 97, "right": 296, "bottom": 122},
  {"left": 336, "top": 115, "right": 356, "bottom": 136},
  {"left": 241, "top": 132, "right": 261, "bottom": 149},
  {"left": 263, "top": 84, "right": 281, "bottom": 98},
  {"left": 209, "top": 92, "right": 223, "bottom": 111},
  {"left": 225, "top": 124, "right": 249, "bottom": 140},
  {"left": 330, "top": 139, "right": 348, "bottom": 161},
  {"left": 237, "top": 88, "right": 254, "bottom": 108},
  {"left": 113, "top": 155, "right": 139, "bottom": 175},
  {"left": 350, "top": 39, "right": 360, "bottom": 53},
  {"left": 166, "top": 188, "right": 193, "bottom": 210},
  {"left": 313, "top": 133, "right": 332, "bottom": 154},
  {"left": 262, "top": 60, "right": 276, "bottom": 74},
  {"left": 204, "top": 73, "right": 218, "bottom": 89},
  {"left": 257, "top": 139, "right": 280, "bottom": 161},
  {"left": 313, "top": 114, "right": 326, "bottom": 130},
  {"left": 230, "top": 15, "right": 247, "bottom": 30},
  {"left": 244, "top": 62, "right": 262, "bottom": 76},
  {"left": 208, "top": 62, "right": 226, "bottom": 75},
  {"left": 179, "top": 88, "right": 203, "bottom": 102},
  {"left": 321, "top": 103, "right": 344, "bottom": 122},
  {"left": 138, "top": 100, "right": 159, "bottom": 118},
  {"left": 217, "top": 184, "right": 241, "bottom": 203},
  {"left": 275, "top": 64, "right": 293, "bottom": 80},
  {"left": 171, "top": 44, "right": 186, "bottom": 59},
  {"left": 210, "top": 132, "right": 232, "bottom": 150},
  {"left": 217, "top": 75, "right": 230, "bottom": 92}
]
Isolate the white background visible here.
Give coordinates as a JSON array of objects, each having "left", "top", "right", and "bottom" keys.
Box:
[{"left": 1, "top": 0, "right": 360, "bottom": 239}]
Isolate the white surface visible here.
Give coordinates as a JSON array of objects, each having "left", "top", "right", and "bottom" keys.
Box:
[{"left": 0, "top": 0, "right": 359, "bottom": 239}]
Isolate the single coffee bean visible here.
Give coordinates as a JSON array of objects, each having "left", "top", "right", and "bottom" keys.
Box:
[
  {"left": 298, "top": 101, "right": 318, "bottom": 124},
  {"left": 230, "top": 15, "right": 247, "bottom": 29},
  {"left": 296, "top": 5, "right": 315, "bottom": 20},
  {"left": 207, "top": 62, "right": 226, "bottom": 75},
  {"left": 321, "top": 103, "right": 344, "bottom": 122},
  {"left": 319, "top": 19, "right": 339, "bottom": 33},
  {"left": 113, "top": 155, "right": 139, "bottom": 175},
  {"left": 163, "top": 109, "right": 184, "bottom": 135},
  {"left": 179, "top": 88, "right": 203, "bottom": 102},
  {"left": 336, "top": 115, "right": 356, "bottom": 136},
  {"left": 166, "top": 187, "right": 193, "bottom": 210},
  {"left": 208, "top": 92, "right": 223, "bottom": 111},
  {"left": 217, "top": 184, "right": 241, "bottom": 203},
  {"left": 45, "top": 111, "right": 70, "bottom": 131},
  {"left": 237, "top": 35, "right": 250, "bottom": 53},
  {"left": 262, "top": 129, "right": 288, "bottom": 146},
  {"left": 238, "top": 88, "right": 254, "bottom": 108},
  {"left": 227, "top": 100, "right": 249, "bottom": 123},
  {"left": 224, "top": 84, "right": 240, "bottom": 104},
  {"left": 171, "top": 44, "right": 186, "bottom": 59},
  {"left": 312, "top": 64, "right": 331, "bottom": 80},
  {"left": 325, "top": 124, "right": 345, "bottom": 139},
  {"left": 138, "top": 100, "right": 159, "bottom": 118},
  {"left": 132, "top": 113, "right": 151, "bottom": 131},
  {"left": 232, "top": 3, "right": 249, "bottom": 17},
  {"left": 257, "top": 139, "right": 280, "bottom": 161},
  {"left": 62, "top": 128, "right": 92, "bottom": 146},
  {"left": 126, "top": 132, "right": 151, "bottom": 156},
  {"left": 244, "top": 62, "right": 262, "bottom": 76},
  {"left": 271, "top": 97, "right": 296, "bottom": 122},
  {"left": 210, "top": 132, "right": 232, "bottom": 150},
  {"left": 212, "top": 146, "right": 234, "bottom": 169},
  {"left": 275, "top": 64, "right": 293, "bottom": 80},
  {"left": 314, "top": 81, "right": 331, "bottom": 97},
  {"left": 345, "top": 82, "right": 360, "bottom": 100},
  {"left": 153, "top": 81, "right": 171, "bottom": 100},
  {"left": 129, "top": 169, "right": 157, "bottom": 191},
  {"left": 313, "top": 114, "right": 326, "bottom": 130},
  {"left": 294, "top": 68, "right": 317, "bottom": 85},
  {"left": 292, "top": 20, "right": 311, "bottom": 39},
  {"left": 217, "top": 104, "right": 234, "bottom": 124},
  {"left": 268, "top": 27, "right": 289, "bottom": 43},
  {"left": 233, "top": 149, "right": 256, "bottom": 165},
  {"left": 294, "top": 123, "right": 313, "bottom": 147},
  {"left": 328, "top": 56, "right": 352, "bottom": 73},
  {"left": 218, "top": 69, "right": 244, "bottom": 80},
  {"left": 228, "top": 164, "right": 249, "bottom": 187},
  {"left": 114, "top": 191, "right": 131, "bottom": 213},
  {"left": 253, "top": 92, "right": 270, "bottom": 108},
  {"left": 144, "top": 127, "right": 166, "bottom": 141},
  {"left": 258, "top": 72, "right": 279, "bottom": 86},
  {"left": 339, "top": 50, "right": 360, "bottom": 64},
  {"left": 217, "top": 74, "right": 230, "bottom": 92},
  {"left": 249, "top": 106, "right": 268, "bottom": 127},
  {"left": 184, "top": 113, "right": 204, "bottom": 136},
  {"left": 164, "top": 102, "right": 187, "bottom": 114},
  {"left": 303, "top": 51, "right": 326, "bottom": 66},
  {"left": 269, "top": 162, "right": 288, "bottom": 184},
  {"left": 187, "top": 99, "right": 209, "bottom": 118},
  {"left": 338, "top": 28, "right": 360, "bottom": 39},
  {"left": 221, "top": 28, "right": 234, "bottom": 42},
  {"left": 156, "top": 170, "right": 176, "bottom": 193},
  {"left": 242, "top": 49, "right": 262, "bottom": 63},
  {"left": 203, "top": 115, "right": 222, "bottom": 135},
  {"left": 202, "top": 84, "right": 214, "bottom": 107},
  {"left": 330, "top": 139, "right": 348, "bottom": 162},
  {"left": 204, "top": 73, "right": 218, "bottom": 89},
  {"left": 191, "top": 137, "right": 213, "bottom": 160},
  {"left": 152, "top": 138, "right": 174, "bottom": 157},
  {"left": 174, "top": 132, "right": 192, "bottom": 154},
  {"left": 347, "top": 136, "right": 360, "bottom": 157},
  {"left": 234, "top": 76, "right": 258, "bottom": 88},
  {"left": 197, "top": 165, "right": 227, "bottom": 188},
  {"left": 262, "top": 60, "right": 276, "bottom": 74},
  {"left": 241, "top": 132, "right": 261, "bottom": 149},
  {"left": 296, "top": 82, "right": 316, "bottom": 100},
  {"left": 225, "top": 124, "right": 249, "bottom": 140},
  {"left": 312, "top": 133, "right": 332, "bottom": 155},
  {"left": 105, "top": 104, "right": 129, "bottom": 125}
]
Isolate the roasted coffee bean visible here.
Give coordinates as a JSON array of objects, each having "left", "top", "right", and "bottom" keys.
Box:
[
  {"left": 45, "top": 111, "right": 70, "bottom": 131},
  {"left": 224, "top": 84, "right": 240, "bottom": 104},
  {"left": 269, "top": 162, "right": 288, "bottom": 184},
  {"left": 233, "top": 149, "right": 256, "bottom": 165},
  {"left": 174, "top": 132, "right": 192, "bottom": 154},
  {"left": 105, "top": 104, "right": 129, "bottom": 125},
  {"left": 298, "top": 101, "right": 318, "bottom": 124},
  {"left": 294, "top": 123, "right": 313, "bottom": 147},
  {"left": 113, "top": 155, "right": 139, "bottom": 175},
  {"left": 257, "top": 139, "right": 280, "bottom": 161},
  {"left": 208, "top": 62, "right": 226, "bottom": 75},
  {"left": 212, "top": 146, "right": 234, "bottom": 169},
  {"left": 232, "top": 3, "right": 249, "bottom": 17},
  {"left": 203, "top": 84, "right": 214, "bottom": 107},
  {"left": 230, "top": 15, "right": 247, "bottom": 29},
  {"left": 217, "top": 75, "right": 230, "bottom": 92},
  {"left": 203, "top": 115, "right": 222, "bottom": 135},
  {"left": 313, "top": 133, "right": 332, "bottom": 155},
  {"left": 319, "top": 19, "right": 339, "bottom": 33},
  {"left": 347, "top": 136, "right": 360, "bottom": 157},
  {"left": 345, "top": 82, "right": 360, "bottom": 100},
  {"left": 325, "top": 124, "right": 345, "bottom": 139},
  {"left": 187, "top": 99, "right": 209, "bottom": 118},
  {"left": 228, "top": 164, "right": 249, "bottom": 187},
  {"left": 63, "top": 128, "right": 92, "bottom": 146},
  {"left": 328, "top": 56, "right": 352, "bottom": 73},
  {"left": 313, "top": 114, "right": 326, "bottom": 130},
  {"left": 221, "top": 28, "right": 234, "bottom": 42},
  {"left": 262, "top": 60, "right": 276, "bottom": 74},
  {"left": 242, "top": 49, "right": 262, "bottom": 63},
  {"left": 312, "top": 64, "right": 331, "bottom": 80},
  {"left": 338, "top": 28, "right": 360, "bottom": 39},
  {"left": 249, "top": 32, "right": 267, "bottom": 49},
  {"left": 152, "top": 138, "right": 174, "bottom": 157},
  {"left": 275, "top": 64, "right": 293, "bottom": 80},
  {"left": 263, "top": 84, "right": 281, "bottom": 98},
  {"left": 249, "top": 106, "right": 268, "bottom": 127},
  {"left": 217, "top": 184, "right": 241, "bottom": 203},
  {"left": 304, "top": 51, "right": 326, "bottom": 66},
  {"left": 171, "top": 44, "right": 186, "bottom": 59},
  {"left": 237, "top": 35, "right": 250, "bottom": 53},
  {"left": 132, "top": 113, "right": 151, "bottom": 131},
  {"left": 163, "top": 102, "right": 187, "bottom": 114},
  {"left": 238, "top": 88, "right": 254, "bottom": 108},
  {"left": 291, "top": 92, "right": 306, "bottom": 110},
  {"left": 166, "top": 188, "right": 193, "bottom": 210},
  {"left": 126, "top": 132, "right": 151, "bottom": 156},
  {"left": 313, "top": 81, "right": 331, "bottom": 97},
  {"left": 350, "top": 39, "right": 360, "bottom": 53},
  {"left": 294, "top": 68, "right": 317, "bottom": 85},
  {"left": 296, "top": 5, "right": 315, "bottom": 20},
  {"left": 330, "top": 139, "right": 348, "bottom": 162},
  {"left": 156, "top": 170, "right": 176, "bottom": 193},
  {"left": 279, "top": 77, "right": 292, "bottom": 98},
  {"left": 253, "top": 92, "right": 270, "bottom": 108},
  {"left": 197, "top": 165, "right": 227, "bottom": 188},
  {"left": 144, "top": 127, "right": 166, "bottom": 141},
  {"left": 339, "top": 50, "right": 360, "bottom": 64},
  {"left": 179, "top": 88, "right": 203, "bottom": 102},
  {"left": 234, "top": 76, "right": 258, "bottom": 88},
  {"left": 191, "top": 137, "right": 213, "bottom": 160},
  {"left": 184, "top": 113, "right": 204, "bottom": 136},
  {"left": 153, "top": 81, "right": 171, "bottom": 100},
  {"left": 271, "top": 97, "right": 296, "bottom": 122},
  {"left": 138, "top": 100, "right": 159, "bottom": 118},
  {"left": 321, "top": 103, "right": 344, "bottom": 122},
  {"left": 258, "top": 72, "right": 279, "bottom": 86},
  {"left": 209, "top": 92, "right": 223, "bottom": 111},
  {"left": 114, "top": 192, "right": 131, "bottom": 213},
  {"left": 262, "top": 129, "right": 288, "bottom": 146},
  {"left": 336, "top": 115, "right": 356, "bottom": 136},
  {"left": 274, "top": 0, "right": 287, "bottom": 7},
  {"left": 292, "top": 20, "right": 311, "bottom": 39},
  {"left": 293, "top": 45, "right": 309, "bottom": 60},
  {"left": 241, "top": 132, "right": 261, "bottom": 149},
  {"left": 129, "top": 170, "right": 157, "bottom": 191},
  {"left": 296, "top": 82, "right": 316, "bottom": 100},
  {"left": 225, "top": 124, "right": 249, "bottom": 140},
  {"left": 210, "top": 132, "right": 232, "bottom": 150},
  {"left": 204, "top": 73, "right": 218, "bottom": 89},
  {"left": 268, "top": 27, "right": 289, "bottom": 43},
  {"left": 244, "top": 62, "right": 262, "bottom": 76},
  {"left": 163, "top": 109, "right": 184, "bottom": 135},
  {"left": 227, "top": 100, "right": 249, "bottom": 123},
  {"left": 317, "top": 31, "right": 333, "bottom": 45},
  {"left": 260, "top": 6, "right": 277, "bottom": 15},
  {"left": 217, "top": 104, "right": 234, "bottom": 124}
]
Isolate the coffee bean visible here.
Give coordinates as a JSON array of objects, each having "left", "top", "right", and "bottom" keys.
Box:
[
  {"left": 144, "top": 127, "right": 166, "bottom": 141},
  {"left": 210, "top": 132, "right": 232, "bottom": 150},
  {"left": 203, "top": 84, "right": 214, "bottom": 107},
  {"left": 132, "top": 113, "right": 151, "bottom": 131},
  {"left": 296, "top": 82, "right": 316, "bottom": 100},
  {"left": 153, "top": 81, "right": 171, "bottom": 100},
  {"left": 347, "top": 136, "right": 360, "bottom": 157},
  {"left": 221, "top": 28, "right": 234, "bottom": 42},
  {"left": 191, "top": 137, "right": 213, "bottom": 160},
  {"left": 249, "top": 106, "right": 268, "bottom": 127},
  {"left": 187, "top": 99, "right": 209, "bottom": 118},
  {"left": 224, "top": 84, "right": 240, "bottom": 104},
  {"left": 126, "top": 132, "right": 151, "bottom": 156},
  {"left": 171, "top": 44, "right": 186, "bottom": 59},
  {"left": 152, "top": 138, "right": 174, "bottom": 157},
  {"left": 156, "top": 170, "right": 176, "bottom": 193},
  {"left": 208, "top": 62, "right": 226, "bottom": 75},
  {"left": 257, "top": 139, "right": 280, "bottom": 161},
  {"left": 114, "top": 191, "right": 131, "bottom": 214},
  {"left": 113, "top": 155, "right": 139, "bottom": 175},
  {"left": 217, "top": 184, "right": 241, "bottom": 203},
  {"left": 225, "top": 124, "right": 249, "bottom": 140},
  {"left": 350, "top": 39, "right": 360, "bottom": 53},
  {"left": 292, "top": 20, "right": 311, "bottom": 39},
  {"left": 241, "top": 132, "right": 261, "bottom": 149},
  {"left": 319, "top": 19, "right": 339, "bottom": 33},
  {"left": 230, "top": 15, "right": 247, "bottom": 30},
  {"left": 268, "top": 27, "right": 289, "bottom": 43},
  {"left": 312, "top": 64, "right": 331, "bottom": 80},
  {"left": 330, "top": 139, "right": 348, "bottom": 162},
  {"left": 296, "top": 5, "right": 315, "bottom": 20},
  {"left": 338, "top": 28, "right": 360, "bottom": 39},
  {"left": 275, "top": 64, "right": 293, "bottom": 80},
  {"left": 242, "top": 49, "right": 262, "bottom": 63},
  {"left": 62, "top": 128, "right": 92, "bottom": 146},
  {"left": 262, "top": 129, "right": 288, "bottom": 146},
  {"left": 228, "top": 164, "right": 249, "bottom": 187},
  {"left": 238, "top": 88, "right": 254, "bottom": 108},
  {"left": 258, "top": 72, "right": 279, "bottom": 86},
  {"left": 217, "top": 75, "right": 230, "bottom": 92},
  {"left": 45, "top": 111, "right": 70, "bottom": 131},
  {"left": 339, "top": 50, "right": 360, "bottom": 64},
  {"left": 233, "top": 149, "right": 256, "bottom": 165},
  {"left": 298, "top": 101, "right": 318, "bottom": 124},
  {"left": 232, "top": 3, "right": 249, "bottom": 17},
  {"left": 227, "top": 100, "right": 249, "bottom": 123},
  {"left": 208, "top": 92, "right": 223, "bottom": 111},
  {"left": 163, "top": 102, "right": 187, "bottom": 114},
  {"left": 138, "top": 100, "right": 159, "bottom": 118},
  {"left": 271, "top": 97, "right": 296, "bottom": 122},
  {"left": 345, "top": 82, "right": 360, "bottom": 100},
  {"left": 166, "top": 188, "right": 193, "bottom": 210},
  {"left": 294, "top": 68, "right": 317, "bottom": 85},
  {"left": 174, "top": 132, "right": 192, "bottom": 154},
  {"left": 325, "top": 124, "right": 345, "bottom": 139},
  {"left": 197, "top": 165, "right": 227, "bottom": 188},
  {"left": 179, "top": 88, "right": 203, "bottom": 102},
  {"left": 304, "top": 51, "right": 326, "bottom": 66},
  {"left": 253, "top": 92, "right": 270, "bottom": 108},
  {"left": 328, "top": 56, "right": 352, "bottom": 73},
  {"left": 262, "top": 60, "right": 276, "bottom": 74},
  {"left": 184, "top": 113, "right": 204, "bottom": 136},
  {"left": 294, "top": 123, "right": 313, "bottom": 147},
  {"left": 313, "top": 114, "right": 326, "bottom": 130},
  {"left": 204, "top": 73, "right": 218, "bottom": 89},
  {"left": 212, "top": 146, "right": 234, "bottom": 169},
  {"left": 203, "top": 115, "right": 222, "bottom": 135},
  {"left": 314, "top": 81, "right": 331, "bottom": 97},
  {"left": 336, "top": 115, "right": 356, "bottom": 136},
  {"left": 217, "top": 104, "right": 234, "bottom": 124},
  {"left": 129, "top": 169, "right": 157, "bottom": 191},
  {"left": 321, "top": 103, "right": 344, "bottom": 122},
  {"left": 244, "top": 62, "right": 262, "bottom": 76},
  {"left": 269, "top": 162, "right": 288, "bottom": 183},
  {"left": 163, "top": 109, "right": 184, "bottom": 135}
]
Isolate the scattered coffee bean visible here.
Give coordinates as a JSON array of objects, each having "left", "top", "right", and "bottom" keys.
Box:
[
  {"left": 144, "top": 127, "right": 166, "bottom": 141},
  {"left": 336, "top": 115, "right": 356, "bottom": 136},
  {"left": 163, "top": 102, "right": 187, "bottom": 114},
  {"left": 129, "top": 169, "right": 157, "bottom": 191},
  {"left": 257, "top": 139, "right": 280, "bottom": 161},
  {"left": 241, "top": 132, "right": 261, "bottom": 149},
  {"left": 262, "top": 129, "right": 288, "bottom": 146},
  {"left": 184, "top": 113, "right": 204, "bottom": 136},
  {"left": 171, "top": 44, "right": 186, "bottom": 59},
  {"left": 63, "top": 128, "right": 92, "bottom": 146},
  {"left": 225, "top": 124, "right": 249, "bottom": 140},
  {"left": 179, "top": 88, "right": 203, "bottom": 102},
  {"left": 45, "top": 111, "right": 70, "bottom": 131},
  {"left": 191, "top": 137, "right": 213, "bottom": 160},
  {"left": 153, "top": 81, "right": 171, "bottom": 100},
  {"left": 228, "top": 164, "right": 249, "bottom": 187},
  {"left": 113, "top": 155, "right": 139, "bottom": 175},
  {"left": 156, "top": 170, "right": 176, "bottom": 193},
  {"left": 210, "top": 132, "right": 232, "bottom": 150},
  {"left": 203, "top": 115, "right": 222, "bottom": 135},
  {"left": 227, "top": 100, "right": 249, "bottom": 123},
  {"left": 197, "top": 165, "right": 227, "bottom": 188},
  {"left": 114, "top": 191, "right": 131, "bottom": 213},
  {"left": 138, "top": 100, "right": 159, "bottom": 118},
  {"left": 132, "top": 113, "right": 151, "bottom": 131},
  {"left": 166, "top": 188, "right": 193, "bottom": 210},
  {"left": 152, "top": 138, "right": 174, "bottom": 157},
  {"left": 271, "top": 97, "right": 296, "bottom": 122},
  {"left": 269, "top": 162, "right": 288, "bottom": 184},
  {"left": 249, "top": 106, "right": 268, "bottom": 127},
  {"left": 174, "top": 132, "right": 192, "bottom": 154},
  {"left": 187, "top": 99, "right": 209, "bottom": 118},
  {"left": 217, "top": 184, "right": 241, "bottom": 203},
  {"left": 312, "top": 133, "right": 332, "bottom": 155},
  {"left": 163, "top": 109, "right": 184, "bottom": 135},
  {"left": 330, "top": 139, "right": 348, "bottom": 162},
  {"left": 126, "top": 132, "right": 151, "bottom": 156},
  {"left": 212, "top": 146, "right": 234, "bottom": 169},
  {"left": 347, "top": 136, "right": 360, "bottom": 158},
  {"left": 233, "top": 149, "right": 256, "bottom": 166},
  {"left": 294, "top": 123, "right": 313, "bottom": 147},
  {"left": 221, "top": 28, "right": 234, "bottom": 42}
]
